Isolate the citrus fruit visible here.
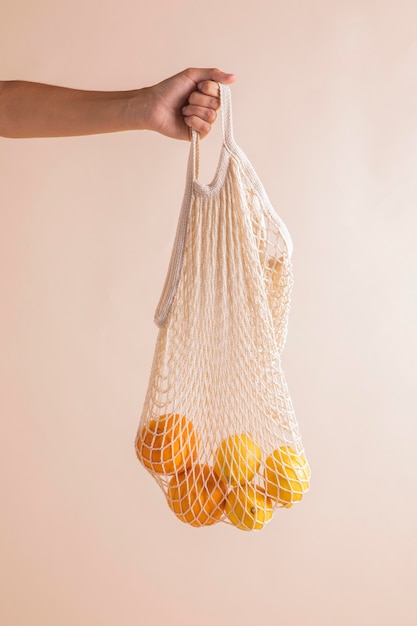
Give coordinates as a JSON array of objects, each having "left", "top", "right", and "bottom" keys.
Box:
[
  {"left": 166, "top": 464, "right": 228, "bottom": 527},
  {"left": 135, "top": 414, "right": 198, "bottom": 475},
  {"left": 225, "top": 484, "right": 273, "bottom": 531},
  {"left": 266, "top": 256, "right": 284, "bottom": 283},
  {"left": 264, "top": 445, "right": 310, "bottom": 506},
  {"left": 213, "top": 434, "right": 261, "bottom": 486}
]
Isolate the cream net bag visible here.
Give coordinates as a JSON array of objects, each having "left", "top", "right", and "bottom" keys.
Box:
[{"left": 135, "top": 85, "right": 310, "bottom": 531}]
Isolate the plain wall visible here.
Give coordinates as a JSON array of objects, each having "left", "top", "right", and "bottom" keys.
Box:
[{"left": 1, "top": 1, "right": 416, "bottom": 625}]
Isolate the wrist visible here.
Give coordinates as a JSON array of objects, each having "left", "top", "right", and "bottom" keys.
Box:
[{"left": 125, "top": 87, "right": 155, "bottom": 132}]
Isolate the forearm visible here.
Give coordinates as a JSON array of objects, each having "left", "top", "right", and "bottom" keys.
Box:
[
  {"left": 0, "top": 81, "right": 148, "bottom": 138},
  {"left": 0, "top": 69, "right": 236, "bottom": 141}
]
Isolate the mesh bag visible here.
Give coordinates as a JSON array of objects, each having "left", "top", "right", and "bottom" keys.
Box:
[{"left": 135, "top": 85, "right": 310, "bottom": 531}]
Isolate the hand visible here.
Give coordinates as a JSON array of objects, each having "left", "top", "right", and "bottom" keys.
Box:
[{"left": 143, "top": 67, "right": 236, "bottom": 140}]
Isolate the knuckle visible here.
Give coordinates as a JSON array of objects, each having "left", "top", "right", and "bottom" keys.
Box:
[
  {"left": 202, "top": 81, "right": 220, "bottom": 99},
  {"left": 198, "top": 80, "right": 209, "bottom": 93},
  {"left": 188, "top": 91, "right": 199, "bottom": 105}
]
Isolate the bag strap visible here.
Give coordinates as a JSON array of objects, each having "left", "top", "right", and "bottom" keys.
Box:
[
  {"left": 154, "top": 84, "right": 233, "bottom": 328},
  {"left": 189, "top": 83, "right": 235, "bottom": 183}
]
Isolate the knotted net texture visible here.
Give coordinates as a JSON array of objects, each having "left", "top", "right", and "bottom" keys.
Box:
[{"left": 135, "top": 85, "right": 310, "bottom": 531}]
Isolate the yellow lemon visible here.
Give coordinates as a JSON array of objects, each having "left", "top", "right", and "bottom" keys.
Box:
[
  {"left": 277, "top": 446, "right": 311, "bottom": 479},
  {"left": 265, "top": 445, "right": 310, "bottom": 506},
  {"left": 213, "top": 434, "right": 261, "bottom": 485},
  {"left": 225, "top": 485, "right": 273, "bottom": 531}
]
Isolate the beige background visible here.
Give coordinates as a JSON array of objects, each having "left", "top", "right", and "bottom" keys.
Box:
[{"left": 1, "top": 1, "right": 417, "bottom": 625}]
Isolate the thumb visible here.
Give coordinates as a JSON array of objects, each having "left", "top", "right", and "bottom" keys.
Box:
[{"left": 185, "top": 67, "right": 236, "bottom": 86}]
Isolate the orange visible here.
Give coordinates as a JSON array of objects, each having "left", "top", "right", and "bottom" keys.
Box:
[
  {"left": 264, "top": 445, "right": 310, "bottom": 506},
  {"left": 136, "top": 414, "right": 198, "bottom": 475},
  {"left": 166, "top": 464, "right": 228, "bottom": 527},
  {"left": 266, "top": 256, "right": 284, "bottom": 283},
  {"left": 265, "top": 256, "right": 287, "bottom": 326},
  {"left": 225, "top": 484, "right": 273, "bottom": 531}
]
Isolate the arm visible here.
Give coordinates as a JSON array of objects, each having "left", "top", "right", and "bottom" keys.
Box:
[{"left": 0, "top": 67, "right": 235, "bottom": 140}]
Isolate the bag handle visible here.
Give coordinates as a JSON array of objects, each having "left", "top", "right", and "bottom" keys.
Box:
[
  {"left": 189, "top": 83, "right": 235, "bottom": 182},
  {"left": 154, "top": 84, "right": 233, "bottom": 328}
]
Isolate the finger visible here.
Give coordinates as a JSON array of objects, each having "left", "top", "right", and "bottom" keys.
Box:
[
  {"left": 184, "top": 115, "right": 212, "bottom": 139},
  {"left": 196, "top": 80, "right": 220, "bottom": 98},
  {"left": 182, "top": 104, "right": 217, "bottom": 124},
  {"left": 188, "top": 91, "right": 220, "bottom": 110}
]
